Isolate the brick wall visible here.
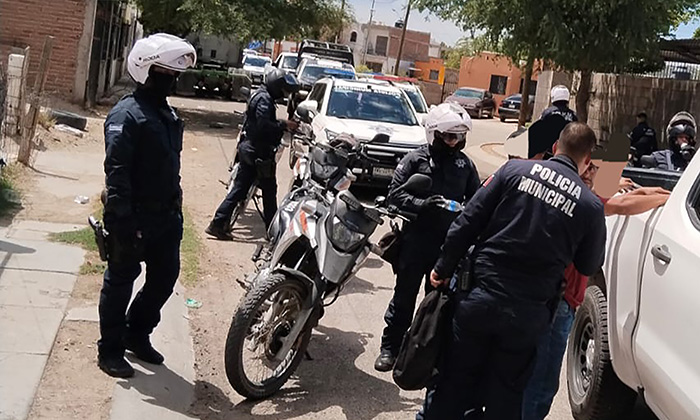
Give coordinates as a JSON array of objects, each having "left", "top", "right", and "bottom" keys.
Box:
[
  {"left": 388, "top": 28, "right": 430, "bottom": 62},
  {"left": 0, "top": 0, "right": 88, "bottom": 98}
]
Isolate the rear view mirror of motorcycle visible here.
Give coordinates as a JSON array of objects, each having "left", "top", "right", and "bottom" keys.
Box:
[
  {"left": 296, "top": 101, "right": 318, "bottom": 124},
  {"left": 401, "top": 173, "right": 432, "bottom": 194}
]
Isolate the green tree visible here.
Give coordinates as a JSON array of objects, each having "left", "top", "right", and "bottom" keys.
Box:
[
  {"left": 135, "top": 0, "right": 351, "bottom": 43},
  {"left": 538, "top": 0, "right": 695, "bottom": 122},
  {"left": 415, "top": 0, "right": 548, "bottom": 125},
  {"left": 416, "top": 0, "right": 698, "bottom": 123}
]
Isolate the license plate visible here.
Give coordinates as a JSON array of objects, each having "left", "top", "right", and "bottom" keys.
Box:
[
  {"left": 373, "top": 167, "right": 395, "bottom": 178},
  {"left": 509, "top": 104, "right": 516, "bottom": 109}
]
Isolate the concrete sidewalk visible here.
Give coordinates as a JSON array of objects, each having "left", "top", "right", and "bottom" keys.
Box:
[
  {"left": 0, "top": 221, "right": 84, "bottom": 420},
  {"left": 106, "top": 276, "right": 197, "bottom": 420},
  {"left": 0, "top": 220, "right": 197, "bottom": 420}
]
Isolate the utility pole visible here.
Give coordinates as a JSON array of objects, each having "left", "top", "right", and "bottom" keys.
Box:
[
  {"left": 393, "top": 0, "right": 411, "bottom": 76},
  {"left": 362, "top": 0, "right": 376, "bottom": 65}
]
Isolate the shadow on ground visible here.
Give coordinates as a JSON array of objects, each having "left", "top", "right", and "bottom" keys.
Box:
[{"left": 190, "top": 325, "right": 422, "bottom": 419}]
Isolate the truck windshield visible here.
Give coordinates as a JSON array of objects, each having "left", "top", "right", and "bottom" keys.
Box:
[
  {"left": 327, "top": 86, "right": 418, "bottom": 126},
  {"left": 244, "top": 57, "right": 270, "bottom": 68},
  {"left": 281, "top": 56, "right": 299, "bottom": 70},
  {"left": 300, "top": 66, "right": 355, "bottom": 84},
  {"left": 403, "top": 89, "right": 428, "bottom": 114}
]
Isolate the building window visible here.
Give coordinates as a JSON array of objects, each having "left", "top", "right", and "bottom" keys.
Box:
[
  {"left": 367, "top": 62, "right": 383, "bottom": 73},
  {"left": 350, "top": 31, "right": 358, "bottom": 43},
  {"left": 210, "top": 49, "right": 217, "bottom": 59},
  {"left": 429, "top": 69, "right": 439, "bottom": 81},
  {"left": 196, "top": 47, "right": 203, "bottom": 58},
  {"left": 489, "top": 75, "right": 508, "bottom": 95},
  {"left": 375, "top": 36, "right": 389, "bottom": 56}
]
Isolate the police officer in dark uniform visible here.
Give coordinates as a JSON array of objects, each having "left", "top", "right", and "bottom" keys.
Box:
[
  {"left": 649, "top": 111, "right": 697, "bottom": 171},
  {"left": 421, "top": 122, "right": 606, "bottom": 419},
  {"left": 205, "top": 68, "right": 300, "bottom": 240},
  {"left": 374, "top": 103, "right": 480, "bottom": 372},
  {"left": 98, "top": 34, "right": 196, "bottom": 378},
  {"left": 541, "top": 85, "right": 577, "bottom": 123},
  {"left": 628, "top": 112, "right": 658, "bottom": 163}
]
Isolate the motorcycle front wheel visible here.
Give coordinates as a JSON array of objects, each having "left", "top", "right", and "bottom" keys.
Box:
[{"left": 224, "top": 272, "right": 312, "bottom": 399}]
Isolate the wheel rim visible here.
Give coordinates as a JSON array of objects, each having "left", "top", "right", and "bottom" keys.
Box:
[
  {"left": 572, "top": 315, "right": 596, "bottom": 398},
  {"left": 240, "top": 284, "right": 305, "bottom": 387}
]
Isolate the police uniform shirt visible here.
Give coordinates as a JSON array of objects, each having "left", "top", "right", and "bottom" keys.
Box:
[
  {"left": 434, "top": 155, "right": 606, "bottom": 303},
  {"left": 388, "top": 144, "right": 480, "bottom": 237},
  {"left": 541, "top": 104, "right": 578, "bottom": 123},
  {"left": 104, "top": 89, "right": 184, "bottom": 221}
]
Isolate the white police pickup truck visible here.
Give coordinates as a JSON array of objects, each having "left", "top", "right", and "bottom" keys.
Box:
[
  {"left": 566, "top": 156, "right": 700, "bottom": 420},
  {"left": 294, "top": 78, "right": 426, "bottom": 186}
]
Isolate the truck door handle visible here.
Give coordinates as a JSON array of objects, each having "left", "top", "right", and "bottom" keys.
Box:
[{"left": 651, "top": 244, "right": 672, "bottom": 264}]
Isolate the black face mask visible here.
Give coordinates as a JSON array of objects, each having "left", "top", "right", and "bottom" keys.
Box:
[
  {"left": 432, "top": 135, "right": 465, "bottom": 156},
  {"left": 145, "top": 71, "right": 178, "bottom": 99}
]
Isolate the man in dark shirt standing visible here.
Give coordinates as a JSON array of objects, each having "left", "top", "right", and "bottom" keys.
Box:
[
  {"left": 628, "top": 112, "right": 657, "bottom": 165},
  {"left": 421, "top": 122, "right": 606, "bottom": 420},
  {"left": 540, "top": 85, "right": 577, "bottom": 123}
]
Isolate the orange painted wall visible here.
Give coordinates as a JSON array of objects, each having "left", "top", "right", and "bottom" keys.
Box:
[
  {"left": 458, "top": 52, "right": 538, "bottom": 105},
  {"left": 414, "top": 58, "right": 445, "bottom": 84}
]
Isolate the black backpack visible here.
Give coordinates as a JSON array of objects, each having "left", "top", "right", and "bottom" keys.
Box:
[{"left": 392, "top": 288, "right": 454, "bottom": 391}]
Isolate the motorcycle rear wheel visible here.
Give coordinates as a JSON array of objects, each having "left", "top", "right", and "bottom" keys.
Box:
[{"left": 224, "top": 272, "right": 312, "bottom": 399}]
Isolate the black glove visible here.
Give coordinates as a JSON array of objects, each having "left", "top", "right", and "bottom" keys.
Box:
[{"left": 422, "top": 195, "right": 445, "bottom": 209}]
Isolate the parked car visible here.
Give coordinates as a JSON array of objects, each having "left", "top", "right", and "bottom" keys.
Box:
[
  {"left": 565, "top": 159, "right": 699, "bottom": 420},
  {"left": 272, "top": 52, "right": 299, "bottom": 75},
  {"left": 445, "top": 87, "right": 496, "bottom": 119},
  {"left": 242, "top": 54, "right": 271, "bottom": 87},
  {"left": 294, "top": 78, "right": 425, "bottom": 186},
  {"left": 498, "top": 93, "right": 535, "bottom": 122}
]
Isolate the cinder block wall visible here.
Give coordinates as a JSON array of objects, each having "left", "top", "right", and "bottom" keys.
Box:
[
  {"left": 0, "top": 0, "right": 88, "bottom": 98},
  {"left": 588, "top": 73, "right": 700, "bottom": 147}
]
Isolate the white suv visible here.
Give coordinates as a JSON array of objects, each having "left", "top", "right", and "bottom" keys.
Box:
[{"left": 295, "top": 78, "right": 426, "bottom": 185}]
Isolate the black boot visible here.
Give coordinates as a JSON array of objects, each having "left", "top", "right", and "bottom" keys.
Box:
[
  {"left": 123, "top": 333, "right": 164, "bottom": 365},
  {"left": 98, "top": 354, "right": 135, "bottom": 378},
  {"left": 374, "top": 349, "right": 397, "bottom": 372},
  {"left": 205, "top": 221, "right": 233, "bottom": 241}
]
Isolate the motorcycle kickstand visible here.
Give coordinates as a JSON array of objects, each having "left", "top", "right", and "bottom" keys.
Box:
[{"left": 304, "top": 350, "right": 314, "bottom": 361}]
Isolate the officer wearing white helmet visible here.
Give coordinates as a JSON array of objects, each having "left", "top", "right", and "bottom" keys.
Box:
[
  {"left": 541, "top": 85, "right": 578, "bottom": 123},
  {"left": 98, "top": 33, "right": 196, "bottom": 378},
  {"left": 375, "top": 102, "right": 480, "bottom": 372},
  {"left": 650, "top": 111, "right": 697, "bottom": 171}
]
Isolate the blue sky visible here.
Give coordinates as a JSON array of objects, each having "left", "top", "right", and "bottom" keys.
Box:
[{"left": 347, "top": 0, "right": 700, "bottom": 46}]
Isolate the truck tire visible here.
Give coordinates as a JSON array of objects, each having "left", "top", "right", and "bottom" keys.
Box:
[
  {"left": 49, "top": 110, "right": 87, "bottom": 131},
  {"left": 567, "top": 286, "right": 637, "bottom": 420}
]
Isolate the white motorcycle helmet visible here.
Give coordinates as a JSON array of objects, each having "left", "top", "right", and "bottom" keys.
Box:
[
  {"left": 424, "top": 102, "right": 473, "bottom": 150},
  {"left": 551, "top": 85, "right": 570, "bottom": 103},
  {"left": 127, "top": 33, "right": 197, "bottom": 84}
]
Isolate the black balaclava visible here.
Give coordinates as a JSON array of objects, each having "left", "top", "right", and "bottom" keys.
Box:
[
  {"left": 143, "top": 67, "right": 178, "bottom": 99},
  {"left": 431, "top": 131, "right": 466, "bottom": 157}
]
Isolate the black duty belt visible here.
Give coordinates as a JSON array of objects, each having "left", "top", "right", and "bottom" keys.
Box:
[{"left": 134, "top": 200, "right": 179, "bottom": 214}]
